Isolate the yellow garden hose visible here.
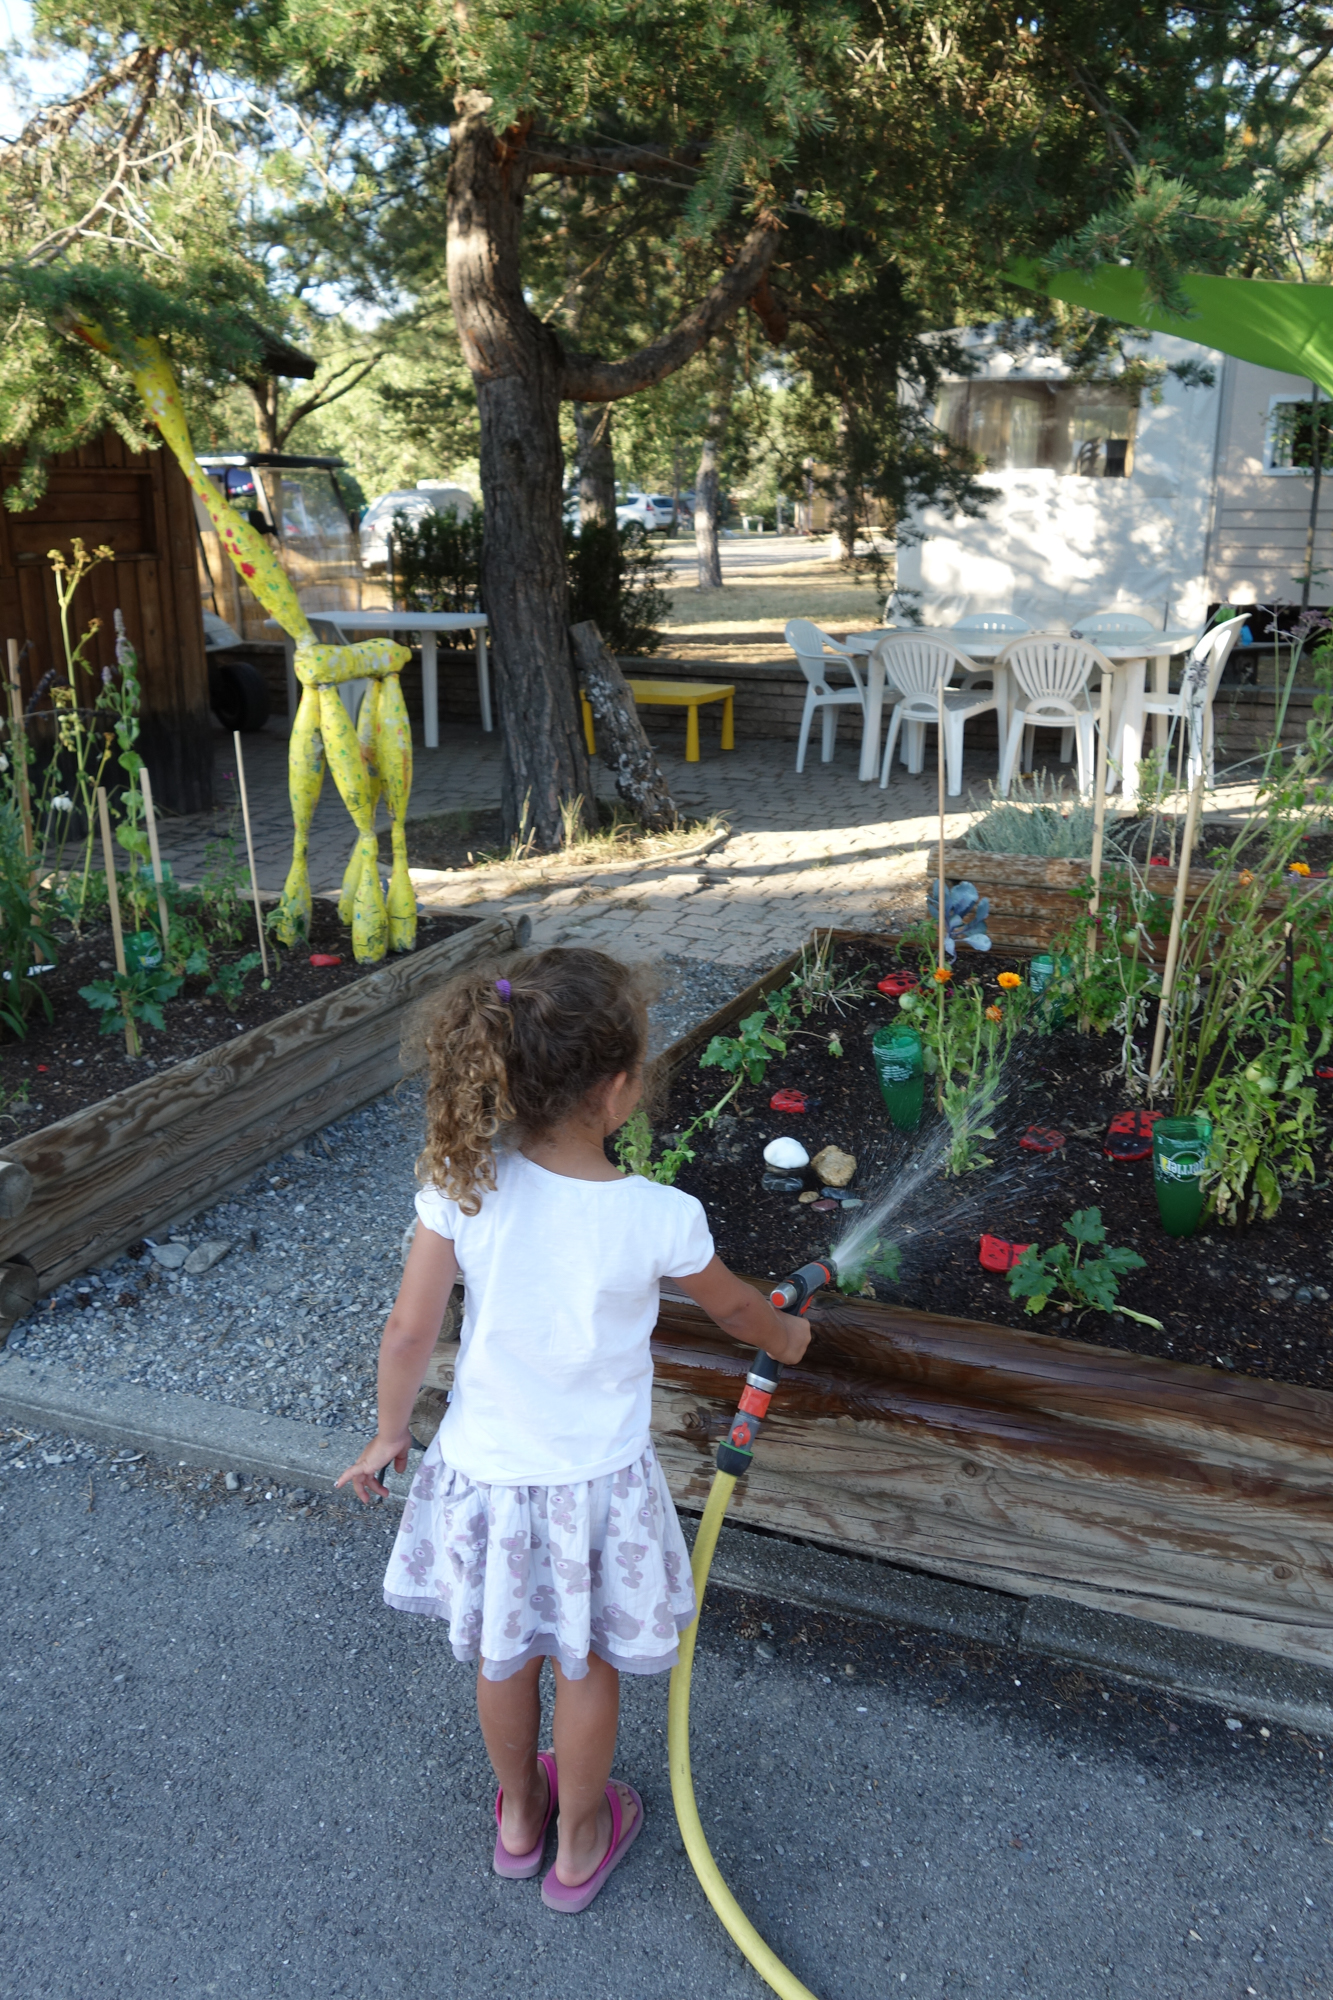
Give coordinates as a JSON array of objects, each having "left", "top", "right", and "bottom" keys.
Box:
[{"left": 667, "top": 1259, "right": 833, "bottom": 2000}]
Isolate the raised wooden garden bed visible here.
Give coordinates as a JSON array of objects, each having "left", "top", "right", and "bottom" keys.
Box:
[
  {"left": 932, "top": 842, "right": 1288, "bottom": 957},
  {"left": 633, "top": 928, "right": 1333, "bottom": 1670},
  {"left": 0, "top": 910, "right": 526, "bottom": 1312}
]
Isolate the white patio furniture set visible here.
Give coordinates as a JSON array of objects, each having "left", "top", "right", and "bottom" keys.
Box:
[{"left": 784, "top": 613, "right": 1242, "bottom": 804}]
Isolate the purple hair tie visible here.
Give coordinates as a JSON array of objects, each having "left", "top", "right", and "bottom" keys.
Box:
[{"left": 495, "top": 978, "right": 511, "bottom": 1003}]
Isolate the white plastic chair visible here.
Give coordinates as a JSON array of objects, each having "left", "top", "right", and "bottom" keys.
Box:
[
  {"left": 785, "top": 618, "right": 872, "bottom": 772},
  {"left": 1140, "top": 620, "right": 1242, "bottom": 787},
  {"left": 996, "top": 636, "right": 1110, "bottom": 796},
  {"left": 873, "top": 634, "right": 997, "bottom": 796}
]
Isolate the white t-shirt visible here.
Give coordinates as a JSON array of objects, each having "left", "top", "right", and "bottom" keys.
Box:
[{"left": 414, "top": 1149, "right": 715, "bottom": 1486}]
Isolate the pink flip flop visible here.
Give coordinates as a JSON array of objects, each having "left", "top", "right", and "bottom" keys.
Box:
[
  {"left": 493, "top": 1750, "right": 558, "bottom": 1879},
  {"left": 541, "top": 1781, "right": 643, "bottom": 1913}
]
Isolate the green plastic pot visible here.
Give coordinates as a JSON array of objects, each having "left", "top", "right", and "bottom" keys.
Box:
[
  {"left": 1152, "top": 1115, "right": 1213, "bottom": 1238},
  {"left": 872, "top": 1024, "right": 924, "bottom": 1132}
]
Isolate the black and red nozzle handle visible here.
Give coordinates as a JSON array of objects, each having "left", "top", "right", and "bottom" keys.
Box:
[{"left": 715, "top": 1260, "right": 832, "bottom": 1477}]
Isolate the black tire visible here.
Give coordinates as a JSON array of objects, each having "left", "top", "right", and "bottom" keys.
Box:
[{"left": 209, "top": 657, "right": 270, "bottom": 733}]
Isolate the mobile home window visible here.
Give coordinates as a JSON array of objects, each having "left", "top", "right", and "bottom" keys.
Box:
[
  {"left": 935, "top": 382, "right": 1138, "bottom": 476},
  {"left": 1264, "top": 395, "right": 1333, "bottom": 474}
]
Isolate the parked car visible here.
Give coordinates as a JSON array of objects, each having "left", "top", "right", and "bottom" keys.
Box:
[
  {"left": 615, "top": 491, "right": 674, "bottom": 532},
  {"left": 359, "top": 484, "right": 474, "bottom": 570}
]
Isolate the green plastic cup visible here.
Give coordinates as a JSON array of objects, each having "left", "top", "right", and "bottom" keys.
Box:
[
  {"left": 872, "top": 1025, "right": 924, "bottom": 1132},
  {"left": 1152, "top": 1116, "right": 1213, "bottom": 1237}
]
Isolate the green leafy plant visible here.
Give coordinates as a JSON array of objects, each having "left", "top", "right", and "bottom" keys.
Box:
[
  {"left": 613, "top": 1104, "right": 721, "bottom": 1186},
  {"left": 205, "top": 950, "right": 263, "bottom": 1006},
  {"left": 834, "top": 1239, "right": 902, "bottom": 1295},
  {"left": 1008, "top": 1209, "right": 1163, "bottom": 1328},
  {"left": 79, "top": 959, "right": 184, "bottom": 1035},
  {"left": 0, "top": 800, "right": 58, "bottom": 1040},
  {"left": 961, "top": 775, "right": 1129, "bottom": 861},
  {"left": 899, "top": 973, "right": 1029, "bottom": 1174}
]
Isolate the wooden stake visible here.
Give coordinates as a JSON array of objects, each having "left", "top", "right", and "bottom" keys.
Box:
[
  {"left": 1148, "top": 766, "right": 1205, "bottom": 1094},
  {"left": 936, "top": 672, "right": 947, "bottom": 973},
  {"left": 1085, "top": 671, "right": 1113, "bottom": 977},
  {"left": 139, "top": 766, "right": 171, "bottom": 950},
  {"left": 96, "top": 786, "right": 139, "bottom": 1058},
  {"left": 233, "top": 731, "right": 270, "bottom": 980},
  {"left": 5, "top": 640, "right": 33, "bottom": 864}
]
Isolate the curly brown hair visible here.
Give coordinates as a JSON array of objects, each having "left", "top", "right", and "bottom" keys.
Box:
[{"left": 416, "top": 947, "right": 653, "bottom": 1212}]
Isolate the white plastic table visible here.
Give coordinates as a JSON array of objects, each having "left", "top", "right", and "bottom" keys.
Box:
[
  {"left": 844, "top": 627, "right": 1199, "bottom": 803},
  {"left": 271, "top": 610, "right": 491, "bottom": 747}
]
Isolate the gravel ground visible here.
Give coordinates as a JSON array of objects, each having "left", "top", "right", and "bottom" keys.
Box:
[{"left": 3, "top": 956, "right": 764, "bottom": 1434}]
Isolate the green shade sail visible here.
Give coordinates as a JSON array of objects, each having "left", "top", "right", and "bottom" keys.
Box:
[{"left": 1007, "top": 259, "right": 1333, "bottom": 398}]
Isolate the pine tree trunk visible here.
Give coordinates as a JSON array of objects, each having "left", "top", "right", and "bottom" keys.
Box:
[
  {"left": 248, "top": 379, "right": 281, "bottom": 454},
  {"left": 833, "top": 399, "right": 858, "bottom": 560},
  {"left": 570, "top": 622, "right": 677, "bottom": 831},
  {"left": 447, "top": 97, "right": 594, "bottom": 848},
  {"left": 694, "top": 360, "right": 734, "bottom": 589},
  {"left": 573, "top": 404, "right": 616, "bottom": 528}
]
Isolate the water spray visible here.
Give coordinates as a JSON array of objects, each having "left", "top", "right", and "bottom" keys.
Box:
[{"left": 668, "top": 1257, "right": 833, "bottom": 2000}]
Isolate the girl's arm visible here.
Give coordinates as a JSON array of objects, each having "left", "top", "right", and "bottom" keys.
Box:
[
  {"left": 337, "top": 1224, "right": 460, "bottom": 1503},
  {"left": 673, "top": 1255, "right": 812, "bottom": 1367}
]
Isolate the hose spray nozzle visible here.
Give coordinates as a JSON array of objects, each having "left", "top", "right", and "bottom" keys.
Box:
[
  {"left": 715, "top": 1261, "right": 831, "bottom": 1478},
  {"left": 768, "top": 1259, "right": 833, "bottom": 1318}
]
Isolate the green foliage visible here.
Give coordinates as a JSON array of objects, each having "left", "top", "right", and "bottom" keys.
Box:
[
  {"left": 0, "top": 802, "right": 59, "bottom": 1041},
  {"left": 1008, "top": 1209, "right": 1162, "bottom": 1328},
  {"left": 899, "top": 974, "right": 1028, "bottom": 1175},
  {"left": 835, "top": 1239, "right": 902, "bottom": 1295},
  {"left": 961, "top": 778, "right": 1127, "bottom": 862},
  {"left": 613, "top": 1103, "right": 715, "bottom": 1186},
  {"left": 567, "top": 523, "right": 668, "bottom": 658},
  {"left": 205, "top": 950, "right": 264, "bottom": 1006},
  {"left": 389, "top": 504, "right": 485, "bottom": 617},
  {"left": 79, "top": 960, "right": 183, "bottom": 1035}
]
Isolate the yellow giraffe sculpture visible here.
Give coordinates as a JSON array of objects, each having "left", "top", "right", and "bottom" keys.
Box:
[{"left": 72, "top": 319, "right": 416, "bottom": 964}]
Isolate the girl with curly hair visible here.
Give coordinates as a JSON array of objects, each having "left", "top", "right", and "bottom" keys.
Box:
[{"left": 338, "top": 946, "right": 808, "bottom": 1913}]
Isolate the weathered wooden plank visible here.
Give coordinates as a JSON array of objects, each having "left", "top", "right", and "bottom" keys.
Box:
[{"left": 0, "top": 913, "right": 523, "bottom": 1288}]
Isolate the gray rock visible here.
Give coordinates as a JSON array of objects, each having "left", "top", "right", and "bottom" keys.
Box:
[
  {"left": 224, "top": 1471, "right": 241, "bottom": 1492},
  {"left": 184, "top": 1239, "right": 234, "bottom": 1277},
  {"left": 149, "top": 1242, "right": 190, "bottom": 1271}
]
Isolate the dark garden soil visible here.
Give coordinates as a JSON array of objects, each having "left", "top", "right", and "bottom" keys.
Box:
[
  {"left": 661, "top": 939, "right": 1333, "bottom": 1393},
  {"left": 1111, "top": 814, "right": 1333, "bottom": 874},
  {"left": 0, "top": 904, "right": 476, "bottom": 1132}
]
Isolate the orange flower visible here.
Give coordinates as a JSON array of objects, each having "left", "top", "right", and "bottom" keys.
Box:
[
  {"left": 985, "top": 1004, "right": 1003, "bottom": 1023},
  {"left": 1237, "top": 869, "right": 1254, "bottom": 886},
  {"left": 1290, "top": 860, "right": 1311, "bottom": 877},
  {"left": 997, "top": 971, "right": 1022, "bottom": 990},
  {"left": 934, "top": 965, "right": 953, "bottom": 984}
]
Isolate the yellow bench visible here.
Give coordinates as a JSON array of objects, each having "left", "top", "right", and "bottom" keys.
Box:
[{"left": 580, "top": 679, "right": 735, "bottom": 763}]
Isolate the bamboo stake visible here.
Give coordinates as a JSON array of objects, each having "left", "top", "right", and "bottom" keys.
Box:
[
  {"left": 138, "top": 766, "right": 171, "bottom": 950},
  {"left": 97, "top": 786, "right": 139, "bottom": 1058},
  {"left": 232, "top": 730, "right": 270, "bottom": 980},
  {"left": 1147, "top": 765, "right": 1206, "bottom": 1094},
  {"left": 1085, "top": 671, "right": 1113, "bottom": 975},
  {"left": 5, "top": 640, "right": 33, "bottom": 864},
  {"left": 936, "top": 672, "right": 947, "bottom": 973}
]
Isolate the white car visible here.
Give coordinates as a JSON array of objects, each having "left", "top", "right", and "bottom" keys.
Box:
[
  {"left": 359, "top": 485, "right": 474, "bottom": 570},
  {"left": 615, "top": 492, "right": 674, "bottom": 532}
]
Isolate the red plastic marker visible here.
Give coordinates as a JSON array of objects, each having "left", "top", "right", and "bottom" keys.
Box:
[
  {"left": 309, "top": 953, "right": 342, "bottom": 968},
  {"left": 1317, "top": 1067, "right": 1333, "bottom": 1081},
  {"left": 1020, "top": 1126, "right": 1065, "bottom": 1154},
  {"left": 877, "top": 971, "right": 918, "bottom": 997},
  {"left": 979, "top": 1235, "right": 1035, "bottom": 1274},
  {"left": 1103, "top": 1109, "right": 1163, "bottom": 1161},
  {"left": 770, "top": 1089, "right": 810, "bottom": 1114}
]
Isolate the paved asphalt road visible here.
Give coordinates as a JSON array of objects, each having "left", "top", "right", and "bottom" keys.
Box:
[{"left": 3, "top": 1448, "right": 1331, "bottom": 2000}]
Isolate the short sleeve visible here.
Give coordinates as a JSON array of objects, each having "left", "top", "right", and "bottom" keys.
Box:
[
  {"left": 415, "top": 1183, "right": 459, "bottom": 1242},
  {"left": 661, "top": 1190, "right": 715, "bottom": 1280}
]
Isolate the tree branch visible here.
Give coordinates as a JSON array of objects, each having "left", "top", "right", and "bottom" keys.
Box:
[
  {"left": 522, "top": 136, "right": 705, "bottom": 180},
  {"left": 274, "top": 354, "right": 382, "bottom": 446},
  {"left": 560, "top": 213, "right": 782, "bottom": 403}
]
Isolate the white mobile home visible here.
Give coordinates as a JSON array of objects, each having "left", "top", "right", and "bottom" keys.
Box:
[{"left": 896, "top": 331, "right": 1333, "bottom": 626}]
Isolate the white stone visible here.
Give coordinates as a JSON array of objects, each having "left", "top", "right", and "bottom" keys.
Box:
[
  {"left": 762, "top": 1137, "right": 809, "bottom": 1170},
  {"left": 149, "top": 1242, "right": 189, "bottom": 1270},
  {"left": 184, "top": 1239, "right": 234, "bottom": 1277}
]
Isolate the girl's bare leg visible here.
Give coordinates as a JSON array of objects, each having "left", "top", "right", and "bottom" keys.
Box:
[
  {"left": 550, "top": 1653, "right": 638, "bottom": 1886},
  {"left": 476, "top": 1656, "right": 549, "bottom": 1854}
]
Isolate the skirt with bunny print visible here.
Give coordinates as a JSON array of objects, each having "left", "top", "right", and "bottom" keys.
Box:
[{"left": 382, "top": 1431, "right": 698, "bottom": 1682}]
